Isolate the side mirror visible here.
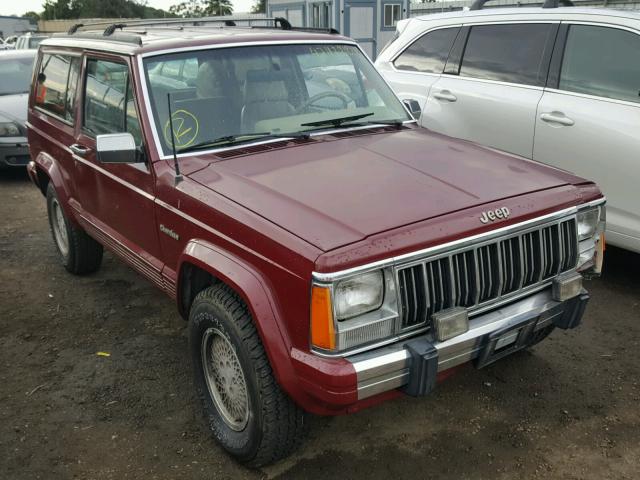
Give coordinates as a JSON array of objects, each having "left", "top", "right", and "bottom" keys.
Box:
[
  {"left": 403, "top": 99, "right": 422, "bottom": 119},
  {"left": 96, "top": 133, "right": 138, "bottom": 164}
]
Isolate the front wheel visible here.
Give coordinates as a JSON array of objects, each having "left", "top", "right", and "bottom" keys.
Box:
[{"left": 189, "top": 284, "right": 307, "bottom": 467}]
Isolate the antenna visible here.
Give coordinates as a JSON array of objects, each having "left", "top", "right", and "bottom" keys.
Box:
[{"left": 166, "top": 92, "right": 183, "bottom": 185}]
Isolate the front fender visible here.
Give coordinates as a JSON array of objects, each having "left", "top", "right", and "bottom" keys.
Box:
[{"left": 177, "top": 239, "right": 305, "bottom": 405}]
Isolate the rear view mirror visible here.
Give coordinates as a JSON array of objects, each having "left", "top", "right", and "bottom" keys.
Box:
[
  {"left": 96, "top": 133, "right": 137, "bottom": 164},
  {"left": 403, "top": 99, "right": 422, "bottom": 119}
]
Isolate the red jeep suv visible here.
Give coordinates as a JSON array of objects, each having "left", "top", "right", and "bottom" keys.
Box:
[{"left": 26, "top": 18, "right": 605, "bottom": 467}]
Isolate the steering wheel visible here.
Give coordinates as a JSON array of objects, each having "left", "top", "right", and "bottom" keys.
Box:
[{"left": 296, "top": 91, "right": 351, "bottom": 113}]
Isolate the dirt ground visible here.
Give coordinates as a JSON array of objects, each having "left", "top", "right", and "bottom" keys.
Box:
[{"left": 1, "top": 169, "right": 639, "bottom": 480}]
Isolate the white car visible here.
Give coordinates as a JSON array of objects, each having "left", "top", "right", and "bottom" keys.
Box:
[
  {"left": 14, "top": 33, "right": 48, "bottom": 50},
  {"left": 376, "top": 2, "right": 640, "bottom": 253}
]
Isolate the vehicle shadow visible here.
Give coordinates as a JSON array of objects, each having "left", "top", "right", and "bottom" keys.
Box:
[
  {"left": 0, "top": 167, "right": 30, "bottom": 183},
  {"left": 599, "top": 244, "right": 640, "bottom": 285}
]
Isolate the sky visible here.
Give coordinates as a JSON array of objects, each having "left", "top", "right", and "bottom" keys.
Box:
[{"left": 0, "top": 0, "right": 257, "bottom": 17}]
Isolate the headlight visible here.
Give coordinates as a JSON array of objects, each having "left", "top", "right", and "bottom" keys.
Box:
[
  {"left": 0, "top": 122, "right": 20, "bottom": 137},
  {"left": 577, "top": 208, "right": 600, "bottom": 241},
  {"left": 334, "top": 271, "right": 383, "bottom": 320},
  {"left": 576, "top": 204, "right": 606, "bottom": 275},
  {"left": 311, "top": 269, "right": 399, "bottom": 352}
]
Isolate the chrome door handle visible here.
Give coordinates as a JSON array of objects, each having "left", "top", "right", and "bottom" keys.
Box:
[
  {"left": 540, "top": 112, "right": 574, "bottom": 126},
  {"left": 69, "top": 144, "right": 91, "bottom": 156},
  {"left": 433, "top": 91, "right": 457, "bottom": 102}
]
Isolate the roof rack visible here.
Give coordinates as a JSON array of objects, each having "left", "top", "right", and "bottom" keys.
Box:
[
  {"left": 63, "top": 16, "right": 338, "bottom": 41},
  {"left": 470, "top": 0, "right": 573, "bottom": 10},
  {"left": 251, "top": 17, "right": 339, "bottom": 34}
]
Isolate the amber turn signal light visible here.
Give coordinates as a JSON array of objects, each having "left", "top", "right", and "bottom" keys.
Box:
[{"left": 310, "top": 286, "right": 335, "bottom": 351}]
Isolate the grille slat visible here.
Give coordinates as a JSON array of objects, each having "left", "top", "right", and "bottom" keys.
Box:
[{"left": 397, "top": 218, "right": 578, "bottom": 329}]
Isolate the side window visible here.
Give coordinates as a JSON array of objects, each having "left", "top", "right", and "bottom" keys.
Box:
[
  {"left": 35, "top": 53, "right": 79, "bottom": 122},
  {"left": 393, "top": 27, "right": 460, "bottom": 74},
  {"left": 65, "top": 58, "right": 80, "bottom": 122},
  {"left": 459, "top": 24, "right": 552, "bottom": 86},
  {"left": 559, "top": 25, "right": 640, "bottom": 104},
  {"left": 383, "top": 4, "right": 401, "bottom": 29},
  {"left": 84, "top": 59, "right": 142, "bottom": 145},
  {"left": 125, "top": 79, "right": 142, "bottom": 145}
]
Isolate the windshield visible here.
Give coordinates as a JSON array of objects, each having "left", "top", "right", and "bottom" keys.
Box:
[
  {"left": 0, "top": 55, "right": 35, "bottom": 95},
  {"left": 143, "top": 43, "right": 411, "bottom": 155}
]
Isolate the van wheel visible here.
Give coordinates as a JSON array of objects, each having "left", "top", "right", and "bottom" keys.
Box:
[
  {"left": 46, "top": 183, "right": 103, "bottom": 275},
  {"left": 189, "top": 284, "right": 307, "bottom": 467}
]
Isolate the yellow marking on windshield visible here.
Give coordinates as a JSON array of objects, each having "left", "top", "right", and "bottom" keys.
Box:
[{"left": 163, "top": 109, "right": 199, "bottom": 148}]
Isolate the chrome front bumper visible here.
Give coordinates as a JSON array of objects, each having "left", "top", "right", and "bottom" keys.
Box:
[{"left": 347, "top": 289, "right": 587, "bottom": 400}]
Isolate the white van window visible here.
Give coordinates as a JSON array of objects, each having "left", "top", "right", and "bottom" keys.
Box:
[
  {"left": 559, "top": 25, "right": 640, "bottom": 104},
  {"left": 459, "top": 24, "right": 552, "bottom": 86},
  {"left": 393, "top": 27, "right": 459, "bottom": 74}
]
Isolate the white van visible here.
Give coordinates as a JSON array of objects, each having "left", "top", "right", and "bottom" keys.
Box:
[{"left": 376, "top": 2, "right": 640, "bottom": 253}]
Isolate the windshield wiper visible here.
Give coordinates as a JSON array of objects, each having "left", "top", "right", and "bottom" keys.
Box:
[
  {"left": 361, "top": 118, "right": 407, "bottom": 128},
  {"left": 177, "top": 131, "right": 311, "bottom": 154},
  {"left": 300, "top": 112, "right": 374, "bottom": 128}
]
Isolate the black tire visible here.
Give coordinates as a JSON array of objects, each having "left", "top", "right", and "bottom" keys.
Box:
[
  {"left": 46, "top": 183, "right": 103, "bottom": 275},
  {"left": 189, "top": 284, "right": 307, "bottom": 467}
]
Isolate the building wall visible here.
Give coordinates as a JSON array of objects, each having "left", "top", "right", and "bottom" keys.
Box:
[
  {"left": 268, "top": 0, "right": 409, "bottom": 58},
  {"left": 0, "top": 16, "right": 36, "bottom": 39}
]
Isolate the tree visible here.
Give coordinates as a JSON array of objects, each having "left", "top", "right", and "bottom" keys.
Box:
[
  {"left": 169, "top": 0, "right": 233, "bottom": 17},
  {"left": 205, "top": 0, "right": 233, "bottom": 16},
  {"left": 42, "top": 0, "right": 74, "bottom": 20},
  {"left": 41, "top": 0, "right": 172, "bottom": 20},
  {"left": 22, "top": 11, "right": 41, "bottom": 22},
  {"left": 251, "top": 0, "right": 266, "bottom": 14},
  {"left": 169, "top": 0, "right": 204, "bottom": 17}
]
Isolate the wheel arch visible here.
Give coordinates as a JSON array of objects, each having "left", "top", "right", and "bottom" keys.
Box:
[
  {"left": 34, "top": 151, "right": 75, "bottom": 220},
  {"left": 177, "top": 239, "right": 300, "bottom": 401}
]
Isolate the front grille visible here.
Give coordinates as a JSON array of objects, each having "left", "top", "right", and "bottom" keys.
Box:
[{"left": 397, "top": 218, "right": 578, "bottom": 329}]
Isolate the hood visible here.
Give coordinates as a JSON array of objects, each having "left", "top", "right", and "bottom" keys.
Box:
[
  {"left": 189, "top": 128, "right": 584, "bottom": 251},
  {"left": 0, "top": 93, "right": 28, "bottom": 125}
]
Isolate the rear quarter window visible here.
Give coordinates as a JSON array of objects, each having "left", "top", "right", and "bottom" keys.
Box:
[
  {"left": 35, "top": 53, "right": 80, "bottom": 123},
  {"left": 559, "top": 25, "right": 640, "bottom": 104}
]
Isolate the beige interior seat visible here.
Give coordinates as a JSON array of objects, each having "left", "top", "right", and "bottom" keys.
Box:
[{"left": 241, "top": 69, "right": 295, "bottom": 132}]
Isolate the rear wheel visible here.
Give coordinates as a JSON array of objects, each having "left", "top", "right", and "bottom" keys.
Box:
[
  {"left": 46, "top": 183, "right": 103, "bottom": 275},
  {"left": 189, "top": 284, "right": 307, "bottom": 467}
]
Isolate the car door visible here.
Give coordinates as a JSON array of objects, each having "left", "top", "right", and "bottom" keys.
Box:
[
  {"left": 422, "top": 22, "right": 557, "bottom": 159},
  {"left": 381, "top": 25, "right": 461, "bottom": 119},
  {"left": 534, "top": 23, "right": 640, "bottom": 253},
  {"left": 72, "top": 54, "right": 164, "bottom": 279}
]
